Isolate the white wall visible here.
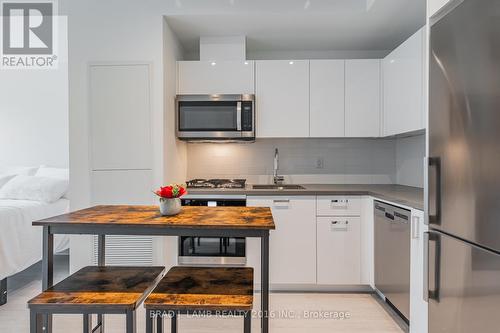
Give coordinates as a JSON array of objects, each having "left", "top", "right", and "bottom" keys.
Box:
[
  {"left": 395, "top": 134, "right": 425, "bottom": 188},
  {"left": 61, "top": 0, "right": 172, "bottom": 271},
  {"left": 0, "top": 18, "right": 68, "bottom": 168},
  {"left": 163, "top": 19, "right": 187, "bottom": 184}
]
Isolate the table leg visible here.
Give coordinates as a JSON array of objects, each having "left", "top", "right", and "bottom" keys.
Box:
[
  {"left": 126, "top": 310, "right": 136, "bottom": 333},
  {"left": 97, "top": 235, "right": 106, "bottom": 332},
  {"left": 261, "top": 232, "right": 269, "bottom": 333},
  {"left": 41, "top": 226, "right": 54, "bottom": 333}
]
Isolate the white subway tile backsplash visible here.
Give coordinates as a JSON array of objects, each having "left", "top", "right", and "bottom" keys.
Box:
[{"left": 186, "top": 138, "right": 402, "bottom": 184}]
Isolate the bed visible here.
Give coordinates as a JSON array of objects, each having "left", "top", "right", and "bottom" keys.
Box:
[{"left": 0, "top": 198, "right": 70, "bottom": 280}]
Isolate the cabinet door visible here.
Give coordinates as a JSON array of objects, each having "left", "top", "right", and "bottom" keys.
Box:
[
  {"left": 247, "top": 196, "right": 316, "bottom": 284},
  {"left": 310, "top": 60, "right": 345, "bottom": 137},
  {"left": 383, "top": 28, "right": 425, "bottom": 136},
  {"left": 256, "top": 60, "right": 310, "bottom": 138},
  {"left": 345, "top": 59, "right": 381, "bottom": 137},
  {"left": 317, "top": 217, "right": 361, "bottom": 285},
  {"left": 410, "top": 209, "right": 428, "bottom": 333},
  {"left": 177, "top": 60, "right": 254, "bottom": 94}
]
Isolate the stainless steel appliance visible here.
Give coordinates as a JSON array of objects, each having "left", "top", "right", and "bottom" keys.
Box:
[
  {"left": 178, "top": 193, "right": 247, "bottom": 265},
  {"left": 176, "top": 94, "right": 255, "bottom": 141},
  {"left": 427, "top": 0, "right": 500, "bottom": 331},
  {"left": 374, "top": 201, "right": 411, "bottom": 322}
]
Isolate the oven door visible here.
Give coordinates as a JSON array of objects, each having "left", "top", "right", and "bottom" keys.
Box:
[
  {"left": 176, "top": 94, "right": 254, "bottom": 140},
  {"left": 178, "top": 236, "right": 246, "bottom": 266}
]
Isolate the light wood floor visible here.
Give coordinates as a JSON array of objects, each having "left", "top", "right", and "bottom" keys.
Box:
[{"left": 0, "top": 257, "right": 405, "bottom": 333}]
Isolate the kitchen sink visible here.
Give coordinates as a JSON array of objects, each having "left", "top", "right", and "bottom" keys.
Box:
[{"left": 252, "top": 184, "right": 305, "bottom": 190}]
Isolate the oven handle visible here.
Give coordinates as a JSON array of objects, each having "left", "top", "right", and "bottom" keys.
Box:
[{"left": 236, "top": 101, "right": 242, "bottom": 131}]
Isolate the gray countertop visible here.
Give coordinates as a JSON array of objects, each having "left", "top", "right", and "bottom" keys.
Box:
[{"left": 186, "top": 184, "right": 424, "bottom": 210}]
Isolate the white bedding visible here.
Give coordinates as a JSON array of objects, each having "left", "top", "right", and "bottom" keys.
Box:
[{"left": 0, "top": 199, "right": 69, "bottom": 280}]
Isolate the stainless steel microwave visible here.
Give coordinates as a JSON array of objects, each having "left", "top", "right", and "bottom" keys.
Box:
[{"left": 176, "top": 94, "right": 255, "bottom": 141}]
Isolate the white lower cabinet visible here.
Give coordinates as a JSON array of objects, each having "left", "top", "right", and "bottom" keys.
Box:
[
  {"left": 247, "top": 196, "right": 316, "bottom": 285},
  {"left": 410, "top": 209, "right": 428, "bottom": 333},
  {"left": 317, "top": 217, "right": 361, "bottom": 285}
]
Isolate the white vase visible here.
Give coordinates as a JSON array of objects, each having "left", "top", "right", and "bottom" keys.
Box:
[{"left": 159, "top": 198, "right": 182, "bottom": 216}]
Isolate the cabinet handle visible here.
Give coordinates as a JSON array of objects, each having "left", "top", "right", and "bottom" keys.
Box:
[
  {"left": 273, "top": 199, "right": 290, "bottom": 207},
  {"left": 330, "top": 199, "right": 348, "bottom": 209},
  {"left": 412, "top": 216, "right": 420, "bottom": 239},
  {"left": 330, "top": 220, "right": 349, "bottom": 231}
]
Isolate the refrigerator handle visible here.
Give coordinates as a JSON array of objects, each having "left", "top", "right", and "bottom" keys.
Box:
[
  {"left": 428, "top": 157, "right": 442, "bottom": 225},
  {"left": 423, "top": 232, "right": 429, "bottom": 302},
  {"left": 424, "top": 231, "right": 441, "bottom": 302}
]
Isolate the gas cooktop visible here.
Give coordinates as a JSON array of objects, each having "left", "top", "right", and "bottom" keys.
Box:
[{"left": 186, "top": 179, "right": 247, "bottom": 189}]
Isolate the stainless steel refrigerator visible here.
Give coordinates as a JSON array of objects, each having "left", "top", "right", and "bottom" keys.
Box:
[{"left": 427, "top": 0, "right": 500, "bottom": 331}]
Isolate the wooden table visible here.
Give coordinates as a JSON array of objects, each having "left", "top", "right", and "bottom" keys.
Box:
[{"left": 33, "top": 205, "right": 275, "bottom": 333}]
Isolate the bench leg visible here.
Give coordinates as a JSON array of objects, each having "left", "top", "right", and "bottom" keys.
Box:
[
  {"left": 171, "top": 313, "right": 177, "bottom": 333},
  {"left": 97, "top": 235, "right": 106, "bottom": 333},
  {"left": 83, "top": 314, "right": 92, "bottom": 333},
  {"left": 157, "top": 313, "right": 163, "bottom": 333},
  {"left": 30, "top": 310, "right": 41, "bottom": 333},
  {"left": 146, "top": 309, "right": 153, "bottom": 333},
  {"left": 244, "top": 311, "right": 251, "bottom": 333},
  {"left": 126, "top": 310, "right": 136, "bottom": 333}
]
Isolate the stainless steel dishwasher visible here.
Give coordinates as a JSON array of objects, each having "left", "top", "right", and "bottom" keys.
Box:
[{"left": 374, "top": 200, "right": 411, "bottom": 323}]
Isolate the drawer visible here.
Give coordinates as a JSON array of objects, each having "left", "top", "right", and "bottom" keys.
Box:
[{"left": 316, "top": 196, "right": 361, "bottom": 216}]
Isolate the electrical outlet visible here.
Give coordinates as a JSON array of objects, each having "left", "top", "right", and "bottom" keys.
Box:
[{"left": 316, "top": 157, "right": 324, "bottom": 169}]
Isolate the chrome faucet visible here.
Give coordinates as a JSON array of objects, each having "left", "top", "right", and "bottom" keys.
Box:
[{"left": 273, "top": 148, "right": 285, "bottom": 185}]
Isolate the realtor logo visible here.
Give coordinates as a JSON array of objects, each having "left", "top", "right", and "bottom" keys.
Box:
[{"left": 1, "top": 1, "right": 57, "bottom": 69}]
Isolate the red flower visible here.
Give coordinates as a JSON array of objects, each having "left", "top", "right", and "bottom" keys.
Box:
[{"left": 154, "top": 184, "right": 187, "bottom": 199}]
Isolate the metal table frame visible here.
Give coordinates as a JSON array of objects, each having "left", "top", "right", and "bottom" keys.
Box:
[{"left": 39, "top": 225, "right": 270, "bottom": 333}]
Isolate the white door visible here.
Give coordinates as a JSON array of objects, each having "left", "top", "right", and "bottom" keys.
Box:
[
  {"left": 255, "top": 60, "right": 310, "bottom": 138},
  {"left": 310, "top": 60, "right": 345, "bottom": 137},
  {"left": 247, "top": 196, "right": 316, "bottom": 285},
  {"left": 383, "top": 28, "right": 425, "bottom": 136},
  {"left": 410, "top": 209, "right": 428, "bottom": 333},
  {"left": 177, "top": 60, "right": 255, "bottom": 95},
  {"left": 317, "top": 217, "right": 361, "bottom": 285},
  {"left": 345, "top": 59, "right": 381, "bottom": 137}
]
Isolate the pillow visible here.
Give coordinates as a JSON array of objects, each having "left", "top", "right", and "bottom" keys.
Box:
[
  {"left": 0, "top": 174, "right": 16, "bottom": 189},
  {"left": 35, "top": 166, "right": 69, "bottom": 180},
  {"left": 0, "top": 175, "right": 69, "bottom": 203},
  {"left": 0, "top": 165, "right": 39, "bottom": 176}
]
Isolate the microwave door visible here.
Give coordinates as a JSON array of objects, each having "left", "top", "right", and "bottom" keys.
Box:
[{"left": 177, "top": 100, "right": 242, "bottom": 139}]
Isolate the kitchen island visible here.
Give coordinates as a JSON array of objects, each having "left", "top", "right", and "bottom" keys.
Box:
[{"left": 33, "top": 205, "right": 275, "bottom": 333}]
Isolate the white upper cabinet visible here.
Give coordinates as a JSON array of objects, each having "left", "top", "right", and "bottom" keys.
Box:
[
  {"left": 382, "top": 28, "right": 425, "bottom": 136},
  {"left": 310, "top": 60, "right": 345, "bottom": 137},
  {"left": 177, "top": 60, "right": 255, "bottom": 95},
  {"left": 345, "top": 59, "right": 381, "bottom": 137},
  {"left": 256, "top": 60, "right": 310, "bottom": 138}
]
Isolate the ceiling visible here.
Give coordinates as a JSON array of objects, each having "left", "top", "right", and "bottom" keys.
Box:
[{"left": 164, "top": 0, "right": 426, "bottom": 58}]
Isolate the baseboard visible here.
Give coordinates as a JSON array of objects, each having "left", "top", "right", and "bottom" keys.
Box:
[{"left": 253, "top": 284, "right": 374, "bottom": 293}]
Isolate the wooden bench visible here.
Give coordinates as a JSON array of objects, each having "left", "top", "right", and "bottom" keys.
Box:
[
  {"left": 28, "top": 266, "right": 165, "bottom": 333},
  {"left": 145, "top": 266, "right": 254, "bottom": 333}
]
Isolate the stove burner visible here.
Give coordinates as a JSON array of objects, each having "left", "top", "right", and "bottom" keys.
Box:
[{"left": 186, "top": 179, "right": 246, "bottom": 189}]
